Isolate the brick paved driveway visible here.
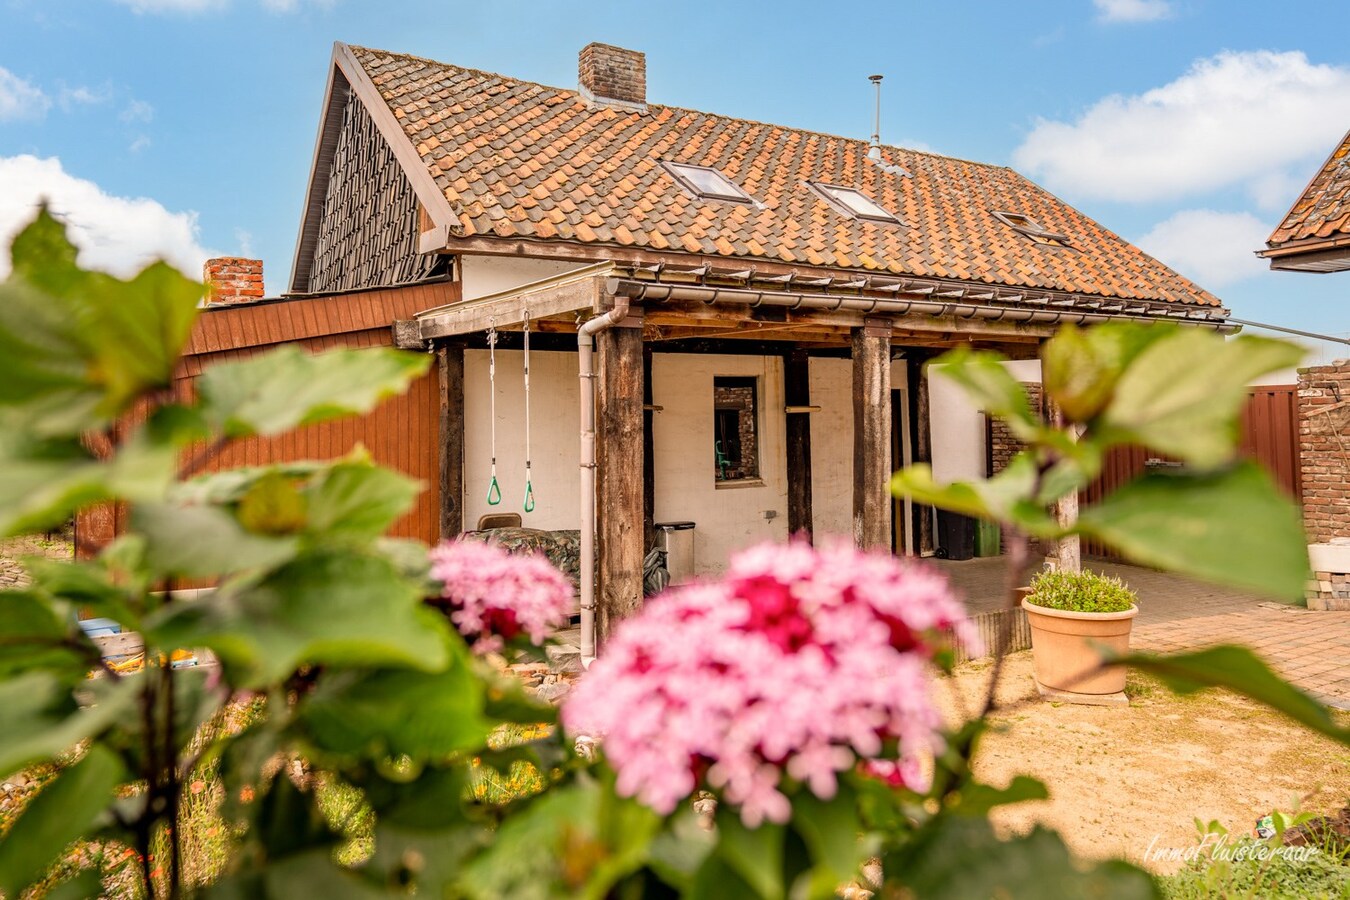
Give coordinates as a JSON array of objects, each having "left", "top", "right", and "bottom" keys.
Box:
[{"left": 933, "top": 556, "right": 1350, "bottom": 709}]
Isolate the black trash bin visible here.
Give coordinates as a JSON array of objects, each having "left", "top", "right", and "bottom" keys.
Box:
[{"left": 936, "top": 510, "right": 976, "bottom": 560}]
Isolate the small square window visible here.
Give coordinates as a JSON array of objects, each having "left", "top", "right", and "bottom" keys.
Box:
[
  {"left": 662, "top": 161, "right": 754, "bottom": 204},
  {"left": 992, "top": 210, "right": 1073, "bottom": 248},
  {"left": 808, "top": 182, "right": 903, "bottom": 225},
  {"left": 714, "top": 376, "right": 760, "bottom": 483}
]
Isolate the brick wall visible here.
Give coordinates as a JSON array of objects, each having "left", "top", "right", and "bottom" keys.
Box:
[
  {"left": 579, "top": 43, "right": 646, "bottom": 107},
  {"left": 203, "top": 257, "right": 264, "bottom": 305},
  {"left": 987, "top": 382, "right": 1044, "bottom": 552},
  {"left": 714, "top": 383, "right": 759, "bottom": 480},
  {"left": 1297, "top": 361, "right": 1350, "bottom": 544}
]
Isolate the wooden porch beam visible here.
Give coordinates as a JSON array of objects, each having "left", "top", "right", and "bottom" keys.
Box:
[
  {"left": 908, "top": 353, "right": 936, "bottom": 556},
  {"left": 785, "top": 349, "right": 814, "bottom": 542},
  {"left": 852, "top": 319, "right": 892, "bottom": 550},
  {"left": 417, "top": 268, "right": 609, "bottom": 340},
  {"left": 595, "top": 324, "right": 645, "bottom": 646},
  {"left": 437, "top": 345, "right": 465, "bottom": 540}
]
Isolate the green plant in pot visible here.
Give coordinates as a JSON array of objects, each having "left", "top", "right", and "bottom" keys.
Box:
[{"left": 1021, "top": 568, "right": 1139, "bottom": 696}]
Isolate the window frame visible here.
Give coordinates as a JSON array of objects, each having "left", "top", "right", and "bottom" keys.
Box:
[
  {"left": 661, "top": 161, "right": 756, "bottom": 205},
  {"left": 807, "top": 181, "right": 905, "bottom": 225},
  {"left": 712, "top": 375, "right": 762, "bottom": 485},
  {"left": 991, "top": 210, "right": 1074, "bottom": 249}
]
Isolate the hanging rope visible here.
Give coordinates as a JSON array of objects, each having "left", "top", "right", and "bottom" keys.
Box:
[
  {"left": 485, "top": 321, "right": 502, "bottom": 506},
  {"left": 522, "top": 310, "right": 535, "bottom": 513}
]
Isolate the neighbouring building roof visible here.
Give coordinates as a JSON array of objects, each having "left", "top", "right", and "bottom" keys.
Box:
[
  {"left": 1261, "top": 129, "right": 1350, "bottom": 273},
  {"left": 292, "top": 42, "right": 1223, "bottom": 311}
]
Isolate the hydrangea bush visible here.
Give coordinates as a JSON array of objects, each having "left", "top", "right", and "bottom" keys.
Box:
[
  {"left": 429, "top": 539, "right": 574, "bottom": 652},
  {"left": 563, "top": 542, "right": 977, "bottom": 825}
]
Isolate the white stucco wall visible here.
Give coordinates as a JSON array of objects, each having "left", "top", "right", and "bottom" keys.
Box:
[
  {"left": 806, "top": 358, "right": 911, "bottom": 543},
  {"left": 464, "top": 349, "right": 581, "bottom": 531},
  {"left": 651, "top": 354, "right": 790, "bottom": 575},
  {"left": 929, "top": 358, "right": 1041, "bottom": 484},
  {"left": 458, "top": 255, "right": 585, "bottom": 302}
]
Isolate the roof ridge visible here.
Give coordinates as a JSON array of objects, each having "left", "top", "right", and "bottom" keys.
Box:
[{"left": 344, "top": 43, "right": 1009, "bottom": 176}]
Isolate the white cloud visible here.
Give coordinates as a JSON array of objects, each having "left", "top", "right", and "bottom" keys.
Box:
[
  {"left": 58, "top": 84, "right": 112, "bottom": 111},
  {"left": 1093, "top": 0, "right": 1173, "bottom": 23},
  {"left": 119, "top": 99, "right": 154, "bottom": 124},
  {"left": 234, "top": 227, "right": 254, "bottom": 257},
  {"left": 110, "top": 0, "right": 330, "bottom": 11},
  {"left": 1013, "top": 51, "right": 1350, "bottom": 205},
  {"left": 111, "top": 0, "right": 226, "bottom": 11},
  {"left": 0, "top": 155, "right": 217, "bottom": 279},
  {"left": 1136, "top": 209, "right": 1270, "bottom": 288},
  {"left": 128, "top": 135, "right": 151, "bottom": 153},
  {"left": 0, "top": 67, "right": 50, "bottom": 121}
]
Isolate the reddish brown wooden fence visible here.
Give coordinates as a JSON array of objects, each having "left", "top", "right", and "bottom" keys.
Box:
[
  {"left": 1079, "top": 385, "right": 1301, "bottom": 560},
  {"left": 76, "top": 281, "right": 457, "bottom": 558}
]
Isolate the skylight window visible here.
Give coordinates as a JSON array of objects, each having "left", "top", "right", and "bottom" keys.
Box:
[
  {"left": 662, "top": 162, "right": 753, "bottom": 204},
  {"left": 992, "top": 211, "right": 1073, "bottom": 248},
  {"left": 808, "top": 182, "right": 903, "bottom": 225}
]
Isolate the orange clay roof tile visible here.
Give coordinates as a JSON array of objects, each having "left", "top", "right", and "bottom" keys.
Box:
[
  {"left": 348, "top": 45, "right": 1221, "bottom": 308},
  {"left": 1267, "top": 129, "right": 1350, "bottom": 248}
]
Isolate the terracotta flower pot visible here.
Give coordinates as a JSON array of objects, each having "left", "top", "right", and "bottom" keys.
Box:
[{"left": 1021, "top": 598, "right": 1138, "bottom": 694}]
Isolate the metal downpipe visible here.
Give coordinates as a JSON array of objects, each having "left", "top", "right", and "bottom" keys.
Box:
[{"left": 577, "top": 295, "right": 631, "bottom": 662}]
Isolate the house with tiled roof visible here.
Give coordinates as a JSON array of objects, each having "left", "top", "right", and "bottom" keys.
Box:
[
  {"left": 1259, "top": 128, "right": 1350, "bottom": 272},
  {"left": 274, "top": 40, "right": 1230, "bottom": 655}
]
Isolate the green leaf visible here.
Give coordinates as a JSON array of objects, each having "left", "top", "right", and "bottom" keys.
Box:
[
  {"left": 1041, "top": 323, "right": 1169, "bottom": 423},
  {"left": 1075, "top": 462, "right": 1307, "bottom": 599},
  {"left": 0, "top": 671, "right": 139, "bottom": 778},
  {"left": 150, "top": 548, "right": 450, "bottom": 687},
  {"left": 134, "top": 502, "right": 299, "bottom": 578},
  {"left": 0, "top": 590, "right": 87, "bottom": 678},
  {"left": 930, "top": 347, "right": 1039, "bottom": 439},
  {"left": 948, "top": 775, "right": 1050, "bottom": 816},
  {"left": 304, "top": 461, "right": 420, "bottom": 540},
  {"left": 299, "top": 647, "right": 492, "bottom": 762},
  {"left": 0, "top": 209, "right": 202, "bottom": 434},
  {"left": 0, "top": 743, "right": 126, "bottom": 897},
  {"left": 886, "top": 817, "right": 1157, "bottom": 899},
  {"left": 892, "top": 456, "right": 1061, "bottom": 538},
  {"left": 1101, "top": 330, "right": 1303, "bottom": 468},
  {"left": 714, "top": 806, "right": 785, "bottom": 899},
  {"left": 1113, "top": 646, "right": 1350, "bottom": 748},
  {"left": 457, "top": 776, "right": 662, "bottom": 900},
  {"left": 196, "top": 345, "right": 430, "bottom": 438},
  {"left": 791, "top": 785, "right": 866, "bottom": 896},
  {"left": 236, "top": 470, "right": 309, "bottom": 536}
]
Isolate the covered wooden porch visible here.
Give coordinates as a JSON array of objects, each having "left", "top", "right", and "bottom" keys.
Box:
[{"left": 399, "top": 263, "right": 1059, "bottom": 652}]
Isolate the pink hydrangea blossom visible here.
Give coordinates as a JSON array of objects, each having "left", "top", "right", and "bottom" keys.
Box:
[
  {"left": 428, "top": 539, "right": 573, "bottom": 653},
  {"left": 562, "top": 541, "right": 979, "bottom": 826}
]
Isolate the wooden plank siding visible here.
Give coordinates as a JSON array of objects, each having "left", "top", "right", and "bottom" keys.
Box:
[
  {"left": 75, "top": 282, "right": 459, "bottom": 558},
  {"left": 1079, "top": 385, "right": 1301, "bottom": 561}
]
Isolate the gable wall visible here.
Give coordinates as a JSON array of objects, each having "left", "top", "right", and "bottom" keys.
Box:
[{"left": 305, "top": 87, "right": 443, "bottom": 294}]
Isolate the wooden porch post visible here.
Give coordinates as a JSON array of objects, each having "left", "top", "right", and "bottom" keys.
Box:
[
  {"left": 852, "top": 319, "right": 892, "bottom": 550},
  {"left": 437, "top": 343, "right": 465, "bottom": 540},
  {"left": 643, "top": 345, "right": 656, "bottom": 554},
  {"left": 1046, "top": 395, "right": 1082, "bottom": 572},
  {"left": 596, "top": 323, "right": 645, "bottom": 645},
  {"left": 908, "top": 353, "right": 936, "bottom": 556},
  {"left": 784, "top": 348, "right": 814, "bottom": 541}
]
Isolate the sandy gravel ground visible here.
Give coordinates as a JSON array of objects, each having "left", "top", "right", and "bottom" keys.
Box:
[{"left": 938, "top": 652, "right": 1350, "bottom": 874}]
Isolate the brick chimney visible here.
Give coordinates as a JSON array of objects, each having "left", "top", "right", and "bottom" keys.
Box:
[
  {"left": 578, "top": 42, "right": 646, "bottom": 110},
  {"left": 203, "top": 257, "right": 264, "bottom": 305}
]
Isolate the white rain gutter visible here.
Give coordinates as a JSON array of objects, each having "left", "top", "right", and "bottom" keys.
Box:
[
  {"left": 604, "top": 279, "right": 1238, "bottom": 332},
  {"left": 577, "top": 295, "right": 631, "bottom": 662}
]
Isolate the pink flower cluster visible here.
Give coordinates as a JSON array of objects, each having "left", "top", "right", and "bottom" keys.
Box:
[
  {"left": 428, "top": 539, "right": 574, "bottom": 653},
  {"left": 562, "top": 542, "right": 980, "bottom": 826}
]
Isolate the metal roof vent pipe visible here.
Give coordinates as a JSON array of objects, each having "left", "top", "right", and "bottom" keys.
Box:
[{"left": 868, "top": 74, "right": 884, "bottom": 161}]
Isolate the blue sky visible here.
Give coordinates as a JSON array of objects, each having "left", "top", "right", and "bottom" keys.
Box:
[{"left": 3, "top": 0, "right": 1350, "bottom": 358}]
